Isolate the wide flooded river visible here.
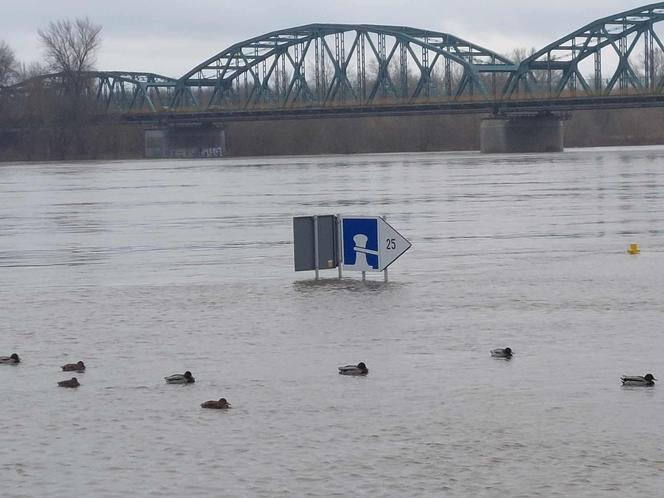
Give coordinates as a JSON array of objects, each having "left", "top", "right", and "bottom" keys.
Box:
[{"left": 1, "top": 148, "right": 664, "bottom": 497}]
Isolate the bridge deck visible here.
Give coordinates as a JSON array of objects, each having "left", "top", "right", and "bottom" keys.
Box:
[{"left": 121, "top": 94, "right": 664, "bottom": 125}]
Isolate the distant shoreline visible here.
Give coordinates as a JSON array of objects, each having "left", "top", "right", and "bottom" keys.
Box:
[{"left": 2, "top": 107, "right": 664, "bottom": 161}]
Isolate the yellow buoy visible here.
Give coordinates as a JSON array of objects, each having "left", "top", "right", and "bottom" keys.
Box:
[{"left": 627, "top": 243, "right": 640, "bottom": 255}]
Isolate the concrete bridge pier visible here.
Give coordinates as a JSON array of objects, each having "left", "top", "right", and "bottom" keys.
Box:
[
  {"left": 145, "top": 124, "right": 225, "bottom": 159},
  {"left": 480, "top": 113, "right": 564, "bottom": 153}
]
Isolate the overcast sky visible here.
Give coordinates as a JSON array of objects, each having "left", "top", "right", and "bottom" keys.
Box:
[{"left": 1, "top": 0, "right": 640, "bottom": 77}]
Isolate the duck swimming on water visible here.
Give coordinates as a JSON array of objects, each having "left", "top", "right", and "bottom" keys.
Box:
[
  {"left": 165, "top": 371, "right": 195, "bottom": 384},
  {"left": 338, "top": 362, "right": 368, "bottom": 376},
  {"left": 62, "top": 361, "right": 85, "bottom": 372},
  {"left": 621, "top": 374, "right": 656, "bottom": 386},
  {"left": 201, "top": 398, "right": 231, "bottom": 409},
  {"left": 58, "top": 377, "right": 80, "bottom": 388},
  {"left": 0, "top": 353, "right": 20, "bottom": 364},
  {"left": 491, "top": 348, "right": 513, "bottom": 359}
]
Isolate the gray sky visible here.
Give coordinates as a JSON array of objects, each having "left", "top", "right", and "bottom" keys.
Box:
[{"left": 1, "top": 0, "right": 639, "bottom": 77}]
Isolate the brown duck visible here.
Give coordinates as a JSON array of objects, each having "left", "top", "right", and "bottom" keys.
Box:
[
  {"left": 201, "top": 398, "right": 231, "bottom": 409},
  {"left": 58, "top": 377, "right": 80, "bottom": 388},
  {"left": 62, "top": 361, "right": 85, "bottom": 372}
]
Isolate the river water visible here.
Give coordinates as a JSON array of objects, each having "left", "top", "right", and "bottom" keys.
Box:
[{"left": 1, "top": 148, "right": 664, "bottom": 497}]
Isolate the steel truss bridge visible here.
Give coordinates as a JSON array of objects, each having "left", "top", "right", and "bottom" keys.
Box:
[{"left": 4, "top": 3, "right": 664, "bottom": 116}]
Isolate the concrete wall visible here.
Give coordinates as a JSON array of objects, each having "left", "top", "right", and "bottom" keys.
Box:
[{"left": 145, "top": 125, "right": 225, "bottom": 159}]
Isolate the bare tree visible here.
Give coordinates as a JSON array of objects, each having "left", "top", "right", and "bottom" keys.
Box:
[
  {"left": 37, "top": 17, "right": 101, "bottom": 107},
  {"left": 36, "top": 18, "right": 102, "bottom": 157},
  {"left": 508, "top": 47, "right": 555, "bottom": 96},
  {"left": 16, "top": 61, "right": 47, "bottom": 82},
  {"left": 633, "top": 48, "right": 664, "bottom": 91},
  {"left": 510, "top": 47, "right": 537, "bottom": 64},
  {"left": 0, "top": 41, "right": 18, "bottom": 86},
  {"left": 39, "top": 17, "right": 102, "bottom": 74}
]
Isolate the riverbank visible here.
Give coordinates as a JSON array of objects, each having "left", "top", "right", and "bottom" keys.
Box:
[
  {"left": 1, "top": 107, "right": 664, "bottom": 161},
  {"left": 0, "top": 123, "right": 144, "bottom": 161}
]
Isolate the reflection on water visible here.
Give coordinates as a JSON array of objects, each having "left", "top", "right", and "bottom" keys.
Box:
[{"left": 2, "top": 147, "right": 664, "bottom": 496}]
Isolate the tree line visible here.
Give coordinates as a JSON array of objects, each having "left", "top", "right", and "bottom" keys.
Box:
[
  {"left": 1, "top": 18, "right": 101, "bottom": 87},
  {"left": 0, "top": 18, "right": 134, "bottom": 161}
]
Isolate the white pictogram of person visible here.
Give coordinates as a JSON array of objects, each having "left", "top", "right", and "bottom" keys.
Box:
[{"left": 346, "top": 233, "right": 379, "bottom": 270}]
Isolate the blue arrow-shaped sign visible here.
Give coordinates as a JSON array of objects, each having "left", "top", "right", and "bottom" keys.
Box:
[{"left": 341, "top": 217, "right": 411, "bottom": 272}]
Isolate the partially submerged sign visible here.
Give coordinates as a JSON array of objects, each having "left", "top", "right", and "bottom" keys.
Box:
[
  {"left": 340, "top": 216, "right": 411, "bottom": 272},
  {"left": 293, "top": 214, "right": 411, "bottom": 279},
  {"left": 293, "top": 215, "right": 338, "bottom": 272}
]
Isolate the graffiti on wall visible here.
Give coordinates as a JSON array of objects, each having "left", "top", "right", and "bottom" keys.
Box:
[{"left": 200, "top": 147, "right": 223, "bottom": 158}]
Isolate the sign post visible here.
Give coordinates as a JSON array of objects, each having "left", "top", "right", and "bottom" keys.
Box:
[
  {"left": 313, "top": 215, "right": 320, "bottom": 280},
  {"left": 383, "top": 215, "right": 388, "bottom": 283},
  {"left": 337, "top": 214, "right": 343, "bottom": 280}
]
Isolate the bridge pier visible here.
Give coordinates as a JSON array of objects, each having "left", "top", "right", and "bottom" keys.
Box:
[
  {"left": 145, "top": 124, "right": 225, "bottom": 159},
  {"left": 480, "top": 113, "right": 564, "bottom": 153}
]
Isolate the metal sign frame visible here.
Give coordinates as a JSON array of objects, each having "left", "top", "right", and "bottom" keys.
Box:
[{"left": 294, "top": 214, "right": 410, "bottom": 281}]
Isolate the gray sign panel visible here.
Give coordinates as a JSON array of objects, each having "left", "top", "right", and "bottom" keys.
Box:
[{"left": 293, "top": 215, "right": 338, "bottom": 272}]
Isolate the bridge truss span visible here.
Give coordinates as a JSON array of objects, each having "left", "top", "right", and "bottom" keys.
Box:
[
  {"left": 505, "top": 2, "right": 664, "bottom": 98},
  {"left": 4, "top": 71, "right": 178, "bottom": 112},
  {"left": 171, "top": 24, "right": 516, "bottom": 110},
  {"left": 8, "top": 4, "right": 664, "bottom": 116}
]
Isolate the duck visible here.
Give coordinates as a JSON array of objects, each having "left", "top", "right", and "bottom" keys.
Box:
[
  {"left": 621, "top": 374, "right": 656, "bottom": 386},
  {"left": 58, "top": 377, "right": 80, "bottom": 388},
  {"left": 62, "top": 361, "right": 85, "bottom": 372},
  {"left": 491, "top": 347, "right": 513, "bottom": 359},
  {"left": 0, "top": 353, "right": 20, "bottom": 364},
  {"left": 201, "top": 398, "right": 232, "bottom": 409},
  {"left": 164, "top": 371, "right": 195, "bottom": 384},
  {"left": 338, "top": 362, "right": 368, "bottom": 376}
]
